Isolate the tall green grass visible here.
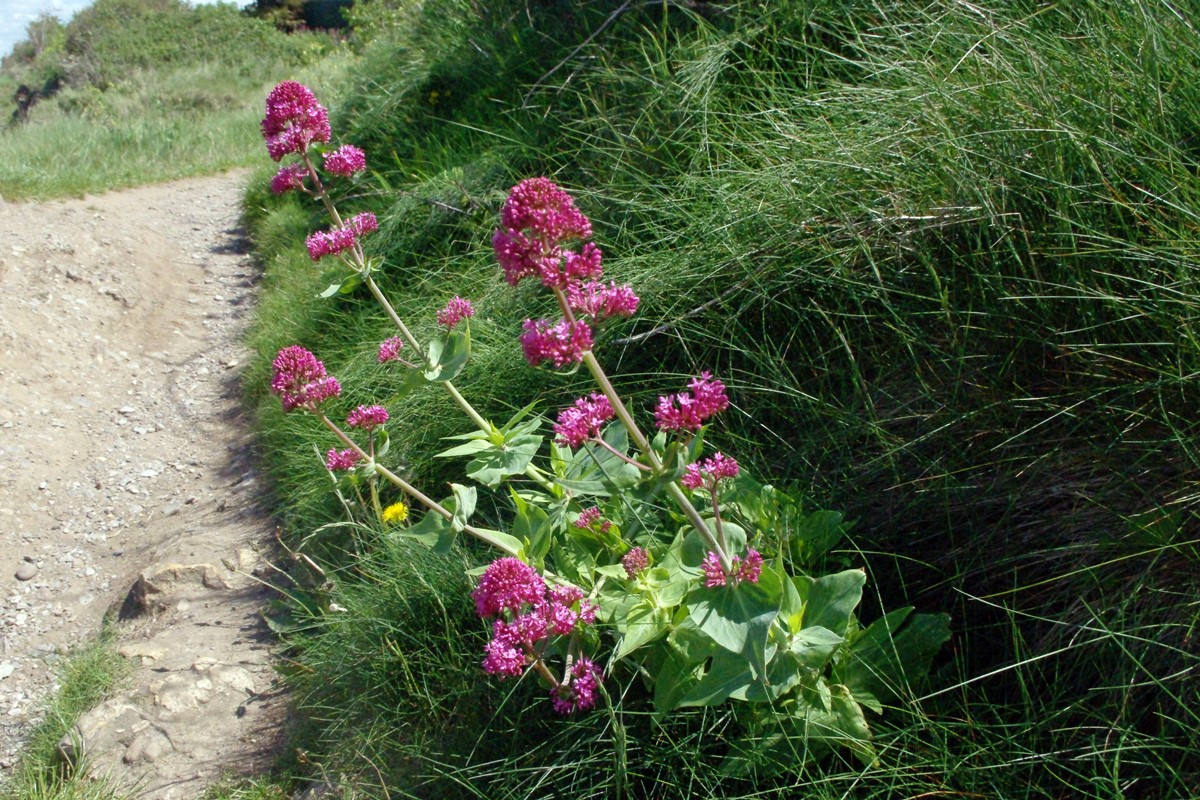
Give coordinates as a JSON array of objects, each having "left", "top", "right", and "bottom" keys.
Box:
[{"left": 244, "top": 0, "right": 1200, "bottom": 795}]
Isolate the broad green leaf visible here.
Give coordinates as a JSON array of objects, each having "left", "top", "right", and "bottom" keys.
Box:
[
  {"left": 791, "top": 684, "right": 877, "bottom": 767},
  {"left": 678, "top": 650, "right": 755, "bottom": 707},
  {"left": 789, "top": 625, "right": 844, "bottom": 670},
  {"left": 467, "top": 434, "right": 542, "bottom": 487},
  {"left": 796, "top": 569, "right": 866, "bottom": 636},
  {"left": 449, "top": 484, "right": 476, "bottom": 533},
  {"left": 613, "top": 600, "right": 669, "bottom": 660},
  {"left": 424, "top": 329, "right": 471, "bottom": 382},
  {"left": 510, "top": 488, "right": 551, "bottom": 565},
  {"left": 435, "top": 438, "right": 492, "bottom": 459},
  {"left": 399, "top": 510, "right": 455, "bottom": 554},
  {"left": 833, "top": 608, "right": 951, "bottom": 703},
  {"left": 687, "top": 567, "right": 783, "bottom": 680}
]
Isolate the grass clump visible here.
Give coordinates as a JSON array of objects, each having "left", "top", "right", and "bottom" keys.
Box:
[
  {"left": 0, "top": 626, "right": 133, "bottom": 800},
  {"left": 243, "top": 0, "right": 1200, "bottom": 796}
]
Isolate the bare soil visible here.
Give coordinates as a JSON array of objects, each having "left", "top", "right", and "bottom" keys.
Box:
[{"left": 0, "top": 173, "right": 286, "bottom": 797}]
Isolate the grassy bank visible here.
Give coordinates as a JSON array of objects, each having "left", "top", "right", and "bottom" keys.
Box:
[
  {"left": 0, "top": 0, "right": 339, "bottom": 200},
  {"left": 244, "top": 0, "right": 1195, "bottom": 795}
]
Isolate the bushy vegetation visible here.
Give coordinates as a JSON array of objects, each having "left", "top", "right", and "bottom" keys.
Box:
[
  {"left": 0, "top": 0, "right": 336, "bottom": 199},
  {"left": 241, "top": 0, "right": 1200, "bottom": 796}
]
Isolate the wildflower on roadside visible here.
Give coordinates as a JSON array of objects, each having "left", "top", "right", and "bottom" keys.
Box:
[
  {"left": 554, "top": 394, "right": 614, "bottom": 448},
  {"left": 347, "top": 404, "right": 388, "bottom": 430},
  {"left": 519, "top": 318, "right": 593, "bottom": 368},
  {"left": 501, "top": 177, "right": 592, "bottom": 243},
  {"left": 323, "top": 144, "right": 366, "bottom": 177},
  {"left": 436, "top": 296, "right": 475, "bottom": 329},
  {"left": 377, "top": 336, "right": 404, "bottom": 363},
  {"left": 493, "top": 178, "right": 603, "bottom": 289},
  {"left": 654, "top": 371, "right": 730, "bottom": 432},
  {"left": 325, "top": 448, "right": 360, "bottom": 471},
  {"left": 382, "top": 501, "right": 409, "bottom": 525},
  {"left": 262, "top": 80, "right": 331, "bottom": 161},
  {"left": 270, "top": 345, "right": 341, "bottom": 413}
]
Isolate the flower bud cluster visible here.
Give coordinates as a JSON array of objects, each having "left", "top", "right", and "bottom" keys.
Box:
[
  {"left": 681, "top": 452, "right": 740, "bottom": 491},
  {"left": 654, "top": 371, "right": 730, "bottom": 432},
  {"left": 553, "top": 394, "right": 615, "bottom": 448},
  {"left": 436, "top": 296, "right": 475, "bottom": 330}
]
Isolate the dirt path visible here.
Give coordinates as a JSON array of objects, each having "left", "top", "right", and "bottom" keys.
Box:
[{"left": 0, "top": 173, "right": 285, "bottom": 797}]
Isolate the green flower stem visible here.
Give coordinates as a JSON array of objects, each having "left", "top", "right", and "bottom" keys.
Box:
[
  {"left": 362, "top": 273, "right": 558, "bottom": 494},
  {"left": 318, "top": 413, "right": 520, "bottom": 556},
  {"left": 578, "top": 349, "right": 730, "bottom": 570}
]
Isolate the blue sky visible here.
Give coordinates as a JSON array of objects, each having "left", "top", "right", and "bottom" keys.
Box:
[{"left": 1, "top": 1, "right": 228, "bottom": 63}]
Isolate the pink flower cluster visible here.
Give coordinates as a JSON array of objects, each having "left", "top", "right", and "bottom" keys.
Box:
[
  {"left": 325, "top": 448, "right": 360, "bottom": 471},
  {"left": 305, "top": 212, "right": 379, "bottom": 261},
  {"left": 574, "top": 506, "right": 612, "bottom": 534},
  {"left": 702, "top": 549, "right": 763, "bottom": 589},
  {"left": 270, "top": 345, "right": 342, "bottom": 413},
  {"left": 473, "top": 558, "right": 600, "bottom": 713},
  {"left": 436, "top": 296, "right": 475, "bottom": 329},
  {"left": 551, "top": 657, "right": 601, "bottom": 715},
  {"left": 262, "top": 81, "right": 331, "bottom": 162},
  {"left": 654, "top": 372, "right": 730, "bottom": 432},
  {"left": 519, "top": 319, "right": 594, "bottom": 368},
  {"left": 323, "top": 144, "right": 366, "bottom": 177},
  {"left": 566, "top": 280, "right": 640, "bottom": 322},
  {"left": 681, "top": 452, "right": 740, "bottom": 491},
  {"left": 494, "top": 178, "right": 639, "bottom": 369},
  {"left": 553, "top": 393, "right": 615, "bottom": 448},
  {"left": 347, "top": 404, "right": 388, "bottom": 430},
  {"left": 271, "top": 163, "right": 309, "bottom": 195},
  {"left": 377, "top": 336, "right": 404, "bottom": 363}
]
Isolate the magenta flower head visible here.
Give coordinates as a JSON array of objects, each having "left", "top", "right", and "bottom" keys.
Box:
[
  {"left": 553, "top": 393, "right": 614, "bottom": 448},
  {"left": 702, "top": 548, "right": 762, "bottom": 589},
  {"left": 567, "top": 280, "right": 639, "bottom": 322},
  {"left": 654, "top": 371, "right": 730, "bottom": 432},
  {"left": 325, "top": 448, "right": 360, "bottom": 471},
  {"left": 271, "top": 163, "right": 309, "bottom": 195},
  {"left": 551, "top": 657, "right": 601, "bottom": 715},
  {"left": 377, "top": 336, "right": 404, "bottom": 363},
  {"left": 262, "top": 81, "right": 331, "bottom": 161},
  {"left": 436, "top": 296, "right": 475, "bottom": 329},
  {"left": 520, "top": 319, "right": 593, "bottom": 368},
  {"left": 305, "top": 212, "right": 378, "bottom": 261},
  {"left": 323, "top": 144, "right": 366, "bottom": 177},
  {"left": 472, "top": 557, "right": 547, "bottom": 617},
  {"left": 501, "top": 177, "right": 592, "bottom": 243},
  {"left": 347, "top": 404, "right": 388, "bottom": 430},
  {"left": 681, "top": 452, "right": 740, "bottom": 491},
  {"left": 271, "top": 345, "right": 342, "bottom": 413}
]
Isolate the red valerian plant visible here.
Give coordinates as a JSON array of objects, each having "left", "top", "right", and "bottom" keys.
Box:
[{"left": 262, "top": 82, "right": 950, "bottom": 757}]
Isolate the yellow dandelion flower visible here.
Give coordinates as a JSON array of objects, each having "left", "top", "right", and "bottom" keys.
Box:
[{"left": 382, "top": 501, "right": 409, "bottom": 525}]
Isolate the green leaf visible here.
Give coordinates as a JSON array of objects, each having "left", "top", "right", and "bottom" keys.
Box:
[
  {"left": 450, "top": 484, "right": 476, "bottom": 533},
  {"left": 435, "top": 438, "right": 491, "bottom": 459},
  {"left": 797, "top": 569, "right": 866, "bottom": 636},
  {"left": 613, "top": 600, "right": 670, "bottom": 661},
  {"left": 510, "top": 489, "right": 551, "bottom": 565},
  {"left": 792, "top": 684, "right": 877, "bottom": 767},
  {"left": 678, "top": 650, "right": 755, "bottom": 707},
  {"left": 424, "top": 329, "right": 471, "bottom": 382},
  {"left": 789, "top": 625, "right": 844, "bottom": 670},
  {"left": 833, "top": 609, "right": 951, "bottom": 703},
  {"left": 466, "top": 434, "right": 542, "bottom": 487},
  {"left": 687, "top": 567, "right": 783, "bottom": 681},
  {"left": 399, "top": 511, "right": 455, "bottom": 554}
]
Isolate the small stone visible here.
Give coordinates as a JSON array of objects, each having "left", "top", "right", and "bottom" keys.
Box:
[
  {"left": 0, "top": 663, "right": 14, "bottom": 680},
  {"left": 14, "top": 562, "right": 37, "bottom": 581}
]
